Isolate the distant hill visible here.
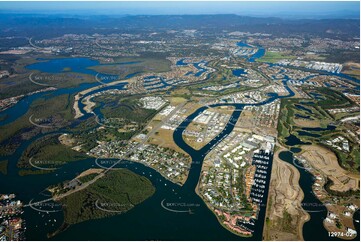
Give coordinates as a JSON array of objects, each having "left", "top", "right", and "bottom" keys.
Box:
[{"left": 0, "top": 14, "right": 359, "bottom": 40}]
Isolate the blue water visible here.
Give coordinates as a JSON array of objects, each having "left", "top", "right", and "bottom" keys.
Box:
[
  {"left": 1, "top": 51, "right": 359, "bottom": 240},
  {"left": 0, "top": 82, "right": 96, "bottom": 126},
  {"left": 302, "top": 125, "right": 336, "bottom": 132},
  {"left": 331, "top": 72, "right": 360, "bottom": 84},
  {"left": 297, "top": 131, "right": 321, "bottom": 138},
  {"left": 170, "top": 79, "right": 296, "bottom": 238},
  {"left": 27, "top": 58, "right": 140, "bottom": 76},
  {"left": 236, "top": 42, "right": 266, "bottom": 63},
  {"left": 290, "top": 147, "right": 302, "bottom": 153},
  {"left": 143, "top": 75, "right": 172, "bottom": 91},
  {"left": 279, "top": 151, "right": 360, "bottom": 241},
  {"left": 248, "top": 47, "right": 265, "bottom": 63},
  {"left": 232, "top": 68, "right": 247, "bottom": 77},
  {"left": 237, "top": 42, "right": 252, "bottom": 48},
  {"left": 0, "top": 58, "right": 140, "bottom": 126},
  {"left": 295, "top": 104, "right": 314, "bottom": 114},
  {"left": 26, "top": 58, "right": 101, "bottom": 75},
  {"left": 300, "top": 101, "right": 315, "bottom": 105},
  {"left": 0, "top": 68, "right": 295, "bottom": 240},
  {"left": 193, "top": 62, "right": 207, "bottom": 77},
  {"left": 309, "top": 92, "right": 324, "bottom": 100},
  {"left": 176, "top": 58, "right": 188, "bottom": 66},
  {"left": 295, "top": 114, "right": 312, "bottom": 119},
  {"left": 175, "top": 59, "right": 208, "bottom": 77},
  {"left": 285, "top": 134, "right": 312, "bottom": 146}
]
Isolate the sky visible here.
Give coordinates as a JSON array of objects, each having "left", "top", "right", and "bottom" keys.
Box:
[{"left": 0, "top": 1, "right": 359, "bottom": 19}]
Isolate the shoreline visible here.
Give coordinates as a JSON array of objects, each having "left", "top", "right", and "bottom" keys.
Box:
[
  {"left": 72, "top": 78, "right": 136, "bottom": 119},
  {"left": 195, "top": 183, "right": 253, "bottom": 238},
  {"left": 263, "top": 145, "right": 309, "bottom": 241},
  {"left": 195, "top": 154, "right": 256, "bottom": 238},
  {"left": 298, "top": 144, "right": 359, "bottom": 240}
]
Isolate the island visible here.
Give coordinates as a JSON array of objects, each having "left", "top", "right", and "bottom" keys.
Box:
[{"left": 47, "top": 168, "right": 155, "bottom": 237}]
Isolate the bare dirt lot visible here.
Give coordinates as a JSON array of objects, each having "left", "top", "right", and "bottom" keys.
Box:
[
  {"left": 76, "top": 168, "right": 103, "bottom": 179},
  {"left": 264, "top": 147, "right": 308, "bottom": 241},
  {"left": 293, "top": 118, "right": 322, "bottom": 128},
  {"left": 300, "top": 145, "right": 359, "bottom": 192}
]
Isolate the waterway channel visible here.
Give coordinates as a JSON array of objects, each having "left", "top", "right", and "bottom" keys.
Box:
[{"left": 0, "top": 49, "right": 359, "bottom": 240}]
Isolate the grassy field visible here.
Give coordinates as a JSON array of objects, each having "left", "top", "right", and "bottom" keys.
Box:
[
  {"left": 341, "top": 62, "right": 360, "bottom": 80},
  {"left": 56, "top": 169, "right": 155, "bottom": 225},
  {"left": 89, "top": 57, "right": 171, "bottom": 77},
  {"left": 277, "top": 99, "right": 296, "bottom": 144},
  {"left": 315, "top": 87, "right": 354, "bottom": 109},
  {"left": 257, "top": 51, "right": 296, "bottom": 63},
  {"left": 277, "top": 88, "right": 359, "bottom": 172}
]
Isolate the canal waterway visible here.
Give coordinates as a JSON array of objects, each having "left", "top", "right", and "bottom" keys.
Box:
[{"left": 0, "top": 50, "right": 359, "bottom": 240}]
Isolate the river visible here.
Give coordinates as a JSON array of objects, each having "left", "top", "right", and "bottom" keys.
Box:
[{"left": 0, "top": 49, "right": 359, "bottom": 240}]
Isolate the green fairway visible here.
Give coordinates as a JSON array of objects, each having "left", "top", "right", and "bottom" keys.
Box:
[{"left": 257, "top": 51, "right": 296, "bottom": 63}]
